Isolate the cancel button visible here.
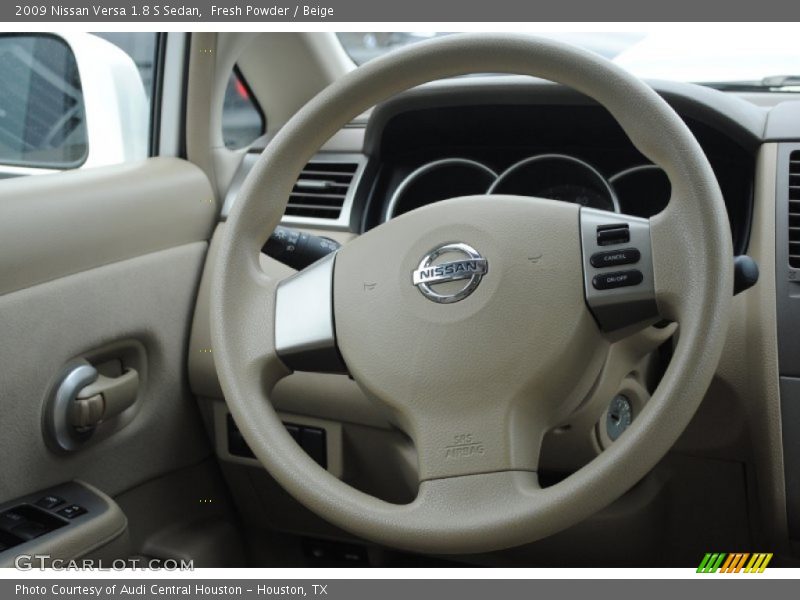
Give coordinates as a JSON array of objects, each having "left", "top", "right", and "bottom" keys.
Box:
[
  {"left": 592, "top": 270, "right": 644, "bottom": 290},
  {"left": 590, "top": 248, "right": 641, "bottom": 268}
]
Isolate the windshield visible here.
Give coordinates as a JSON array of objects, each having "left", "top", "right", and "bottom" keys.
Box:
[{"left": 337, "top": 29, "right": 800, "bottom": 90}]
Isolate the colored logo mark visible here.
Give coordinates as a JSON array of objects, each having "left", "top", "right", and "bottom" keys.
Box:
[{"left": 697, "top": 553, "right": 773, "bottom": 573}]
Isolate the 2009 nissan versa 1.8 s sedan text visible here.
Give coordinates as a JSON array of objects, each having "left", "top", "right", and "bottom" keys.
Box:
[{"left": 1, "top": 29, "right": 799, "bottom": 568}]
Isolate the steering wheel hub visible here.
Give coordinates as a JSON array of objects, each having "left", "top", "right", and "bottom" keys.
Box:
[
  {"left": 412, "top": 240, "right": 489, "bottom": 304},
  {"left": 334, "top": 195, "right": 607, "bottom": 479}
]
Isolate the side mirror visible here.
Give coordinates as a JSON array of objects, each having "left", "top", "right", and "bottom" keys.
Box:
[{"left": 0, "top": 33, "right": 148, "bottom": 178}]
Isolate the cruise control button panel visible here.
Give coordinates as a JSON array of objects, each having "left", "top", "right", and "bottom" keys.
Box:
[
  {"left": 580, "top": 208, "right": 658, "bottom": 331},
  {"left": 590, "top": 248, "right": 640, "bottom": 268},
  {"left": 592, "top": 270, "right": 644, "bottom": 290}
]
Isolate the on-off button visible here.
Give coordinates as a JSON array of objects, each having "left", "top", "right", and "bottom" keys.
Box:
[{"left": 593, "top": 270, "right": 644, "bottom": 290}]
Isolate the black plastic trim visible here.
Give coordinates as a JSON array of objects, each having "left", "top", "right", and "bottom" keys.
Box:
[
  {"left": 177, "top": 33, "right": 191, "bottom": 160},
  {"left": 776, "top": 143, "right": 800, "bottom": 541},
  {"left": 229, "top": 64, "right": 267, "bottom": 147},
  {"left": 148, "top": 32, "right": 167, "bottom": 157},
  {"left": 364, "top": 77, "right": 766, "bottom": 157},
  {"left": 780, "top": 377, "right": 800, "bottom": 540}
]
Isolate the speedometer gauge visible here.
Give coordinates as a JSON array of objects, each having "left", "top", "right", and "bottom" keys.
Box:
[
  {"left": 489, "top": 154, "right": 619, "bottom": 212},
  {"left": 381, "top": 153, "right": 620, "bottom": 222}
]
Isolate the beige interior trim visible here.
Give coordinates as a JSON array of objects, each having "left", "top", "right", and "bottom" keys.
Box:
[
  {"left": 184, "top": 33, "right": 220, "bottom": 197},
  {"left": 715, "top": 142, "right": 787, "bottom": 543},
  {"left": 211, "top": 34, "right": 732, "bottom": 554},
  {"left": 190, "top": 33, "right": 359, "bottom": 203},
  {"left": 199, "top": 33, "right": 356, "bottom": 200},
  {"left": 0, "top": 157, "right": 216, "bottom": 297},
  {"left": 237, "top": 33, "right": 352, "bottom": 137},
  {"left": 0, "top": 242, "right": 214, "bottom": 502}
]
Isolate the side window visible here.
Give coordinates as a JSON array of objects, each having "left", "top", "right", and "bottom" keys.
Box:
[
  {"left": 0, "top": 34, "right": 87, "bottom": 168},
  {"left": 222, "top": 69, "right": 265, "bottom": 149},
  {"left": 0, "top": 32, "right": 156, "bottom": 177}
]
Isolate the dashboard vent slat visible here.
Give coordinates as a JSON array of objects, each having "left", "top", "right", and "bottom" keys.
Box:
[
  {"left": 790, "top": 151, "right": 800, "bottom": 268},
  {"left": 286, "top": 160, "right": 359, "bottom": 220}
]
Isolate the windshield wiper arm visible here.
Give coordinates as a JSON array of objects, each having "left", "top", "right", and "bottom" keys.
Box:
[
  {"left": 701, "top": 75, "right": 800, "bottom": 92},
  {"left": 760, "top": 75, "right": 800, "bottom": 88}
]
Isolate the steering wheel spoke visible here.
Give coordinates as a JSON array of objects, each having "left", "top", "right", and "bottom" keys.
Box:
[
  {"left": 402, "top": 390, "right": 559, "bottom": 483},
  {"left": 274, "top": 252, "right": 347, "bottom": 374}
]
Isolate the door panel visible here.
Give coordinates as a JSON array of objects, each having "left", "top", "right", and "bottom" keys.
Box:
[
  {"left": 0, "top": 158, "right": 216, "bottom": 505},
  {"left": 0, "top": 158, "right": 215, "bottom": 296}
]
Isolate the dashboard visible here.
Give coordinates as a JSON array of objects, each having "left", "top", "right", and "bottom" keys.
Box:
[
  {"left": 227, "top": 78, "right": 771, "bottom": 260},
  {"left": 357, "top": 95, "right": 756, "bottom": 254}
]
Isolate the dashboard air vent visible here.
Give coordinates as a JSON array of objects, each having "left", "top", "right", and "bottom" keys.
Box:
[
  {"left": 286, "top": 161, "right": 358, "bottom": 219},
  {"left": 791, "top": 150, "right": 800, "bottom": 269}
]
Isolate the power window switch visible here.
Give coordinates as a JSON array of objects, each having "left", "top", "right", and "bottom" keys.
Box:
[
  {"left": 0, "top": 511, "right": 25, "bottom": 533},
  {"left": 57, "top": 504, "right": 87, "bottom": 519},
  {"left": 10, "top": 521, "right": 47, "bottom": 541},
  {"left": 36, "top": 495, "right": 65, "bottom": 510}
]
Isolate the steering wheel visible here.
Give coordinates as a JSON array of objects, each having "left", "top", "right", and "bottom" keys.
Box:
[{"left": 210, "top": 34, "right": 732, "bottom": 554}]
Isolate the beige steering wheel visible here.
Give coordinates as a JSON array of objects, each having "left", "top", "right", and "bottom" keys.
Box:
[{"left": 210, "top": 34, "right": 732, "bottom": 554}]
